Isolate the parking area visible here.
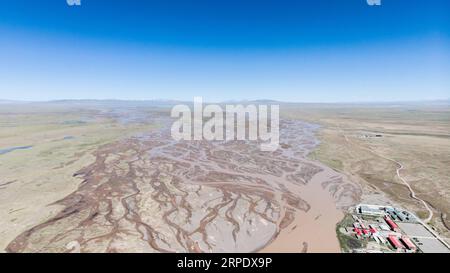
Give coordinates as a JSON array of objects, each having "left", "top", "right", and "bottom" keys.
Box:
[{"left": 398, "top": 222, "right": 450, "bottom": 253}]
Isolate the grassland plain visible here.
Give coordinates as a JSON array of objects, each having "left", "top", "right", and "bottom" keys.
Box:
[
  {"left": 282, "top": 104, "right": 450, "bottom": 241},
  {"left": 1, "top": 101, "right": 449, "bottom": 252},
  {"left": 0, "top": 104, "right": 155, "bottom": 252}
]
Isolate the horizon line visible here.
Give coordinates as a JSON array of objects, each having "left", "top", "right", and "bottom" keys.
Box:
[{"left": 1, "top": 98, "right": 449, "bottom": 105}]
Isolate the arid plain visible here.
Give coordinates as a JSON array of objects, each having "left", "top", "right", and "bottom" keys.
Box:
[
  {"left": 1, "top": 101, "right": 448, "bottom": 252},
  {"left": 283, "top": 103, "right": 450, "bottom": 241}
]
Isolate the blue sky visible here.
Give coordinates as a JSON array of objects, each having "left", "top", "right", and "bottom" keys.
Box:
[{"left": 0, "top": 0, "right": 449, "bottom": 102}]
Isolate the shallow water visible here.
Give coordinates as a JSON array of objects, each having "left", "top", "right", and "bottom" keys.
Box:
[
  {"left": 0, "top": 146, "right": 32, "bottom": 155},
  {"left": 6, "top": 116, "right": 360, "bottom": 253}
]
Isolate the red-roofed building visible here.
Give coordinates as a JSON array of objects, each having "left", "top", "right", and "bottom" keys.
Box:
[
  {"left": 388, "top": 235, "right": 404, "bottom": 249},
  {"left": 401, "top": 236, "right": 416, "bottom": 251},
  {"left": 385, "top": 216, "right": 399, "bottom": 232}
]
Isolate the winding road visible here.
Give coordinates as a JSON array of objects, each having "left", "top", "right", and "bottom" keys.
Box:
[{"left": 339, "top": 126, "right": 433, "bottom": 223}]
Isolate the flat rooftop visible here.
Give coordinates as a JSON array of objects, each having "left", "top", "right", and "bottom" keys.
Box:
[{"left": 398, "top": 222, "right": 450, "bottom": 253}]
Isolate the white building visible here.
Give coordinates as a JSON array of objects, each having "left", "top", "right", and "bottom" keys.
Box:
[{"left": 359, "top": 205, "right": 386, "bottom": 216}]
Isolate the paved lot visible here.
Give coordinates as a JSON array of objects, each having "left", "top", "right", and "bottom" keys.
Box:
[{"left": 398, "top": 223, "right": 450, "bottom": 253}]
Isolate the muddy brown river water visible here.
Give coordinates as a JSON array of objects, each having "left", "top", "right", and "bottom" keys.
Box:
[{"left": 6, "top": 117, "right": 360, "bottom": 253}]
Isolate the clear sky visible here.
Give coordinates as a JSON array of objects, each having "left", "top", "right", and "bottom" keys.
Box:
[{"left": 0, "top": 0, "right": 449, "bottom": 102}]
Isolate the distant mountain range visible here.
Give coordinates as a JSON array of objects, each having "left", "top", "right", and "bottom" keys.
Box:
[{"left": 1, "top": 99, "right": 449, "bottom": 107}]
